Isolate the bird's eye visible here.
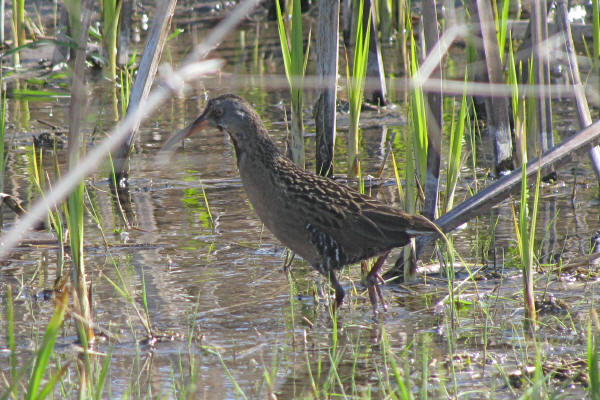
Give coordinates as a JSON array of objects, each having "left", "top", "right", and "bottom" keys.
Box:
[{"left": 213, "top": 107, "right": 224, "bottom": 118}]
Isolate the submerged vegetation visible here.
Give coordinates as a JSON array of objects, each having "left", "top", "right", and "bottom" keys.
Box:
[{"left": 0, "top": 0, "right": 599, "bottom": 398}]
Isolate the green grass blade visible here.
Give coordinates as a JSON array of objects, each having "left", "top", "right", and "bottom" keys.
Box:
[
  {"left": 6, "top": 285, "right": 16, "bottom": 396},
  {"left": 408, "top": 24, "right": 428, "bottom": 181},
  {"left": 275, "top": 0, "right": 306, "bottom": 167},
  {"left": 497, "top": 0, "right": 510, "bottom": 61},
  {"left": 528, "top": 164, "right": 541, "bottom": 264},
  {"left": 291, "top": 0, "right": 303, "bottom": 78},
  {"left": 205, "top": 347, "right": 248, "bottom": 400},
  {"left": 589, "top": 322, "right": 600, "bottom": 400},
  {"left": 275, "top": 0, "right": 292, "bottom": 87},
  {"left": 167, "top": 28, "right": 184, "bottom": 42},
  {"left": 508, "top": 35, "right": 519, "bottom": 121},
  {"left": 346, "top": 1, "right": 371, "bottom": 175},
  {"left": 101, "top": 0, "right": 122, "bottom": 80},
  {"left": 0, "top": 90, "right": 5, "bottom": 192},
  {"left": 391, "top": 150, "right": 405, "bottom": 203},
  {"left": 94, "top": 348, "right": 112, "bottom": 400},
  {"left": 302, "top": 29, "right": 311, "bottom": 76},
  {"left": 36, "top": 364, "right": 70, "bottom": 400},
  {"left": 9, "top": 88, "right": 70, "bottom": 100},
  {"left": 26, "top": 291, "right": 68, "bottom": 400},
  {"left": 140, "top": 265, "right": 153, "bottom": 334},
  {"left": 445, "top": 73, "right": 468, "bottom": 211},
  {"left": 593, "top": 0, "right": 599, "bottom": 62},
  {"left": 0, "top": 39, "right": 76, "bottom": 59}
]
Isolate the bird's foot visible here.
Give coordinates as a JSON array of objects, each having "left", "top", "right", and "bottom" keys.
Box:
[
  {"left": 327, "top": 270, "right": 345, "bottom": 315},
  {"left": 330, "top": 294, "right": 343, "bottom": 315},
  {"left": 363, "top": 253, "right": 390, "bottom": 315},
  {"left": 366, "top": 272, "right": 387, "bottom": 315}
]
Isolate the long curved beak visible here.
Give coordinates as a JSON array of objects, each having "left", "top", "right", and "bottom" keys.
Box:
[{"left": 156, "top": 110, "right": 210, "bottom": 164}]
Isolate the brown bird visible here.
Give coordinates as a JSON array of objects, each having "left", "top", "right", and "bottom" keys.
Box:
[{"left": 161, "top": 94, "right": 438, "bottom": 313}]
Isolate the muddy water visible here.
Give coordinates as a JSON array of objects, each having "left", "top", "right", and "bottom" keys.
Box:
[{"left": 0, "top": 5, "right": 599, "bottom": 399}]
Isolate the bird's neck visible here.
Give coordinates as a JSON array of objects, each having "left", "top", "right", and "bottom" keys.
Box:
[{"left": 231, "top": 123, "right": 281, "bottom": 167}]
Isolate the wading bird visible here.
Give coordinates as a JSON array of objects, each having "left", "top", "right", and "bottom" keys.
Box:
[{"left": 161, "top": 94, "right": 438, "bottom": 313}]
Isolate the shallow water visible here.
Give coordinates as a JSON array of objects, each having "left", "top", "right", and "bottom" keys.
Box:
[{"left": 1, "top": 2, "right": 600, "bottom": 399}]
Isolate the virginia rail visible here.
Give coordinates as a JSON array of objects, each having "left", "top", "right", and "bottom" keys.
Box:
[{"left": 161, "top": 94, "right": 438, "bottom": 313}]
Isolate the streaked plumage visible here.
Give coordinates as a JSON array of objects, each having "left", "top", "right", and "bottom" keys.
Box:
[{"left": 161, "top": 94, "right": 438, "bottom": 312}]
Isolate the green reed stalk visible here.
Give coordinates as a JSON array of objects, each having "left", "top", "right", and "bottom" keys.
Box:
[
  {"left": 11, "top": 0, "right": 25, "bottom": 66},
  {"left": 402, "top": 14, "right": 428, "bottom": 280},
  {"left": 101, "top": 0, "right": 122, "bottom": 121},
  {"left": 93, "top": 347, "right": 111, "bottom": 400},
  {"left": 139, "top": 263, "right": 153, "bottom": 335},
  {"left": 402, "top": 123, "right": 418, "bottom": 281},
  {"left": 508, "top": 36, "right": 527, "bottom": 165},
  {"left": 397, "top": 0, "right": 409, "bottom": 77},
  {"left": 62, "top": 181, "right": 86, "bottom": 347},
  {"left": 495, "top": 0, "right": 510, "bottom": 61},
  {"left": 66, "top": 3, "right": 95, "bottom": 387},
  {"left": 119, "top": 69, "right": 129, "bottom": 117},
  {"left": 63, "top": 0, "right": 81, "bottom": 55},
  {"left": 444, "top": 75, "right": 468, "bottom": 212},
  {"left": 119, "top": 51, "right": 136, "bottom": 117},
  {"left": 67, "top": 180, "right": 93, "bottom": 341},
  {"left": 407, "top": 23, "right": 428, "bottom": 183},
  {"left": 391, "top": 151, "right": 405, "bottom": 207},
  {"left": 346, "top": 0, "right": 371, "bottom": 176},
  {"left": 29, "top": 147, "right": 66, "bottom": 283},
  {"left": 276, "top": 0, "right": 309, "bottom": 168},
  {"left": 593, "top": 0, "right": 599, "bottom": 66},
  {"left": 589, "top": 321, "right": 600, "bottom": 400},
  {"left": 9, "top": 0, "right": 30, "bottom": 129},
  {"left": 49, "top": 152, "right": 66, "bottom": 284},
  {"left": 6, "top": 286, "right": 16, "bottom": 397},
  {"left": 508, "top": 36, "right": 519, "bottom": 120},
  {"left": 0, "top": 90, "right": 6, "bottom": 197},
  {"left": 101, "top": 0, "right": 122, "bottom": 81},
  {"left": 467, "top": 105, "right": 479, "bottom": 192},
  {"left": 512, "top": 119, "right": 540, "bottom": 330},
  {"left": 525, "top": 57, "right": 538, "bottom": 149}
]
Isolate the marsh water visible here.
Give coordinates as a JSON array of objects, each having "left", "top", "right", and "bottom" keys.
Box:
[{"left": 1, "top": 2, "right": 600, "bottom": 398}]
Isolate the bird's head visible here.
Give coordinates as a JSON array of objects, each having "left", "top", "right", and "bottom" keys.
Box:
[{"left": 159, "top": 94, "right": 270, "bottom": 158}]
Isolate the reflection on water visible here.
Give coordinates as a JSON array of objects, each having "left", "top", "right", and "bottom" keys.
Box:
[{"left": 0, "top": 6, "right": 598, "bottom": 399}]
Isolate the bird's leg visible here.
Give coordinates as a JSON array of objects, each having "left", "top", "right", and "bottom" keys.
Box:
[
  {"left": 328, "top": 270, "right": 345, "bottom": 311},
  {"left": 365, "top": 251, "right": 391, "bottom": 314}
]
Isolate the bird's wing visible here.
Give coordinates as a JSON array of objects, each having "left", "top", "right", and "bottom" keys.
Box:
[
  {"left": 360, "top": 204, "right": 438, "bottom": 236},
  {"left": 276, "top": 159, "right": 436, "bottom": 249},
  {"left": 311, "top": 187, "right": 437, "bottom": 250}
]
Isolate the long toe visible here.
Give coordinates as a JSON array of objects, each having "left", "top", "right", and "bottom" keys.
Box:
[
  {"left": 375, "top": 283, "right": 387, "bottom": 312},
  {"left": 367, "top": 285, "right": 379, "bottom": 314},
  {"left": 366, "top": 273, "right": 388, "bottom": 314}
]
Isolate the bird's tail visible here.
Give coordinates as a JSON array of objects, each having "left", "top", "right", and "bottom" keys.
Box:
[{"left": 405, "top": 214, "right": 442, "bottom": 237}]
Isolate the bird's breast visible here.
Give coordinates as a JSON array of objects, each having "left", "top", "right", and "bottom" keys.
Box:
[{"left": 237, "top": 159, "right": 320, "bottom": 264}]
